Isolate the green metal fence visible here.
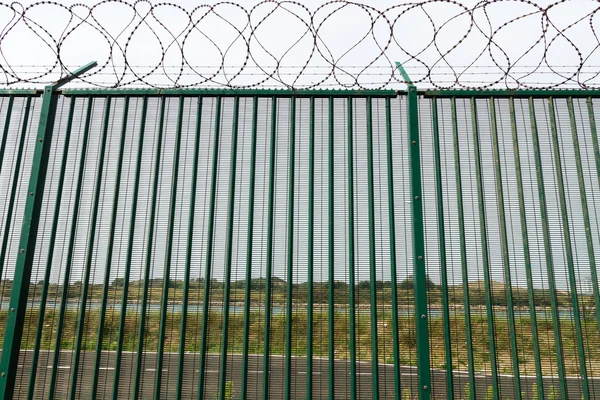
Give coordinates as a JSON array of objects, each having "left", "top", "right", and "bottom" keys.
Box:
[
  {"left": 421, "top": 90, "right": 600, "bottom": 400},
  {"left": 0, "top": 85, "right": 598, "bottom": 399}
]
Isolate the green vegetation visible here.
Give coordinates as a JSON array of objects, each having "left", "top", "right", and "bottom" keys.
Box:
[
  {"left": 0, "top": 275, "right": 597, "bottom": 380},
  {"left": 224, "top": 381, "right": 234, "bottom": 400},
  {"left": 463, "top": 383, "right": 471, "bottom": 400},
  {"left": 3, "top": 303, "right": 598, "bottom": 377},
  {"left": 17, "top": 276, "right": 583, "bottom": 308}
]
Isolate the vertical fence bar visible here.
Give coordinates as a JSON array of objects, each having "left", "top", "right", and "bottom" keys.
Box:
[
  {"left": 529, "top": 97, "right": 567, "bottom": 400},
  {"left": 347, "top": 96, "right": 357, "bottom": 400},
  {"left": 113, "top": 97, "right": 148, "bottom": 400},
  {"left": 0, "top": 92, "right": 15, "bottom": 273},
  {"left": 219, "top": 96, "right": 240, "bottom": 400},
  {"left": 489, "top": 98, "right": 521, "bottom": 399},
  {"left": 306, "top": 96, "right": 315, "bottom": 400},
  {"left": 177, "top": 97, "right": 202, "bottom": 400},
  {"left": 430, "top": 97, "right": 454, "bottom": 400},
  {"left": 69, "top": 96, "right": 111, "bottom": 400},
  {"left": 510, "top": 98, "right": 544, "bottom": 400},
  {"left": 549, "top": 97, "right": 590, "bottom": 400},
  {"left": 285, "top": 96, "right": 296, "bottom": 400},
  {"left": 26, "top": 98, "right": 75, "bottom": 400},
  {"left": 385, "top": 96, "right": 402, "bottom": 400},
  {"left": 133, "top": 97, "right": 166, "bottom": 400},
  {"left": 569, "top": 97, "right": 599, "bottom": 331},
  {"left": 0, "top": 96, "right": 15, "bottom": 177},
  {"left": 568, "top": 97, "right": 594, "bottom": 398},
  {"left": 91, "top": 97, "right": 129, "bottom": 399},
  {"left": 47, "top": 97, "right": 93, "bottom": 400},
  {"left": 0, "top": 94, "right": 47, "bottom": 400},
  {"left": 155, "top": 96, "right": 184, "bottom": 399},
  {"left": 327, "top": 96, "right": 336, "bottom": 400},
  {"left": 407, "top": 85, "right": 431, "bottom": 400},
  {"left": 451, "top": 97, "right": 476, "bottom": 400},
  {"left": 16, "top": 88, "right": 600, "bottom": 400},
  {"left": 198, "top": 96, "right": 222, "bottom": 400},
  {"left": 365, "top": 96, "right": 380, "bottom": 400},
  {"left": 0, "top": 96, "right": 32, "bottom": 281},
  {"left": 585, "top": 97, "right": 600, "bottom": 333},
  {"left": 240, "top": 96, "right": 258, "bottom": 400},
  {"left": 471, "top": 98, "right": 501, "bottom": 400},
  {"left": 261, "top": 96, "right": 277, "bottom": 400}
]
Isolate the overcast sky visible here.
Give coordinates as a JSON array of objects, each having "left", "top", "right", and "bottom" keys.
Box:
[
  {"left": 0, "top": 1, "right": 598, "bottom": 296},
  {"left": 1, "top": 0, "right": 599, "bottom": 89}
]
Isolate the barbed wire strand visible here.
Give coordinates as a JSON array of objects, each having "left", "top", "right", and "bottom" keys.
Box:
[{"left": 0, "top": 0, "right": 599, "bottom": 89}]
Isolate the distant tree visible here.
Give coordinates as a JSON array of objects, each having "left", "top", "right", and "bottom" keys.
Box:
[
  {"left": 168, "top": 280, "right": 183, "bottom": 289},
  {"left": 399, "top": 277, "right": 414, "bottom": 290},
  {"left": 112, "top": 278, "right": 125, "bottom": 287},
  {"left": 581, "top": 294, "right": 596, "bottom": 323},
  {"left": 356, "top": 280, "right": 389, "bottom": 290},
  {"left": 232, "top": 280, "right": 246, "bottom": 290},
  {"left": 399, "top": 275, "right": 438, "bottom": 291}
]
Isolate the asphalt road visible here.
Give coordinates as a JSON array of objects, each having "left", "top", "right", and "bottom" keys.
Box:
[{"left": 7, "top": 350, "right": 600, "bottom": 399}]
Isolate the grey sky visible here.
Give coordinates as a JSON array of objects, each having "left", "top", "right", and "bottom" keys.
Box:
[
  {"left": 1, "top": 0, "right": 599, "bottom": 88},
  {"left": 0, "top": 0, "right": 598, "bottom": 295}
]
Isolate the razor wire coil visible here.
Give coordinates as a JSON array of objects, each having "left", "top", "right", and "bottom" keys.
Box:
[{"left": 0, "top": 0, "right": 599, "bottom": 89}]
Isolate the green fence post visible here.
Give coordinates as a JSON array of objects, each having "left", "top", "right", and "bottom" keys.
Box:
[
  {"left": 0, "top": 96, "right": 15, "bottom": 178},
  {"left": 113, "top": 96, "right": 148, "bottom": 400},
  {"left": 396, "top": 62, "right": 431, "bottom": 400},
  {"left": 48, "top": 97, "right": 93, "bottom": 400},
  {"left": 69, "top": 95, "right": 112, "bottom": 400},
  {"left": 471, "top": 98, "right": 500, "bottom": 400},
  {"left": 219, "top": 96, "right": 240, "bottom": 400},
  {"left": 529, "top": 97, "right": 567, "bottom": 400},
  {"left": 386, "top": 96, "right": 402, "bottom": 400},
  {"left": 26, "top": 97, "right": 75, "bottom": 400},
  {"left": 0, "top": 62, "right": 96, "bottom": 399},
  {"left": 91, "top": 97, "right": 129, "bottom": 399},
  {"left": 430, "top": 97, "right": 454, "bottom": 400},
  {"left": 509, "top": 98, "right": 544, "bottom": 400},
  {"left": 306, "top": 96, "right": 315, "bottom": 400},
  {"left": 489, "top": 97, "right": 521, "bottom": 400},
  {"left": 133, "top": 97, "right": 166, "bottom": 400},
  {"left": 0, "top": 96, "right": 32, "bottom": 281},
  {"left": 450, "top": 97, "right": 476, "bottom": 400},
  {"left": 585, "top": 97, "right": 600, "bottom": 346},
  {"left": 156, "top": 96, "right": 184, "bottom": 399},
  {"left": 555, "top": 97, "right": 590, "bottom": 400},
  {"left": 177, "top": 96, "right": 203, "bottom": 400},
  {"left": 262, "top": 96, "right": 277, "bottom": 400},
  {"left": 328, "top": 96, "right": 336, "bottom": 400},
  {"left": 346, "top": 96, "right": 357, "bottom": 400},
  {"left": 285, "top": 96, "right": 296, "bottom": 400},
  {"left": 198, "top": 96, "right": 222, "bottom": 400},
  {"left": 365, "top": 96, "right": 380, "bottom": 400},
  {"left": 241, "top": 96, "right": 258, "bottom": 400}
]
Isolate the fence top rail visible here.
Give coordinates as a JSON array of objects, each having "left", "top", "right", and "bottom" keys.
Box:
[
  {"left": 421, "top": 89, "right": 600, "bottom": 98},
  {"left": 2, "top": 88, "right": 600, "bottom": 99},
  {"left": 55, "top": 88, "right": 398, "bottom": 98},
  {"left": 0, "top": 89, "right": 42, "bottom": 96}
]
